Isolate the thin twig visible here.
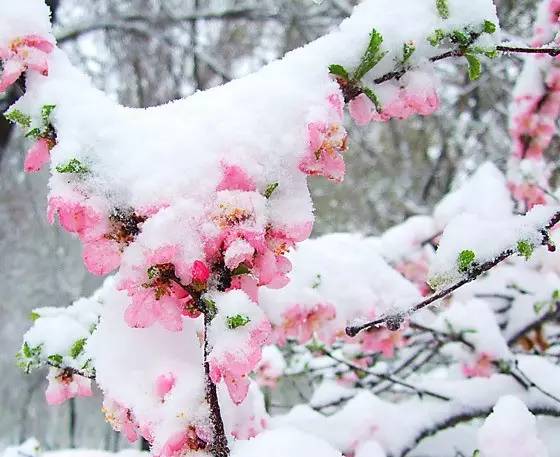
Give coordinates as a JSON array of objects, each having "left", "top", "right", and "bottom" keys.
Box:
[{"left": 346, "top": 211, "right": 560, "bottom": 337}]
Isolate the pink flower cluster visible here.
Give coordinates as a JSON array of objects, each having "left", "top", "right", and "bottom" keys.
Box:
[
  {"left": 274, "top": 303, "right": 337, "bottom": 345},
  {"left": 158, "top": 427, "right": 209, "bottom": 457},
  {"left": 103, "top": 398, "right": 153, "bottom": 444},
  {"left": 299, "top": 94, "right": 348, "bottom": 183},
  {"left": 48, "top": 196, "right": 151, "bottom": 276},
  {"left": 360, "top": 326, "right": 406, "bottom": 358},
  {"left": 462, "top": 353, "right": 495, "bottom": 378},
  {"left": 209, "top": 319, "right": 272, "bottom": 404},
  {"left": 206, "top": 163, "right": 312, "bottom": 302},
  {"left": 45, "top": 367, "right": 92, "bottom": 405},
  {"left": 118, "top": 245, "right": 210, "bottom": 331},
  {"left": 348, "top": 84, "right": 438, "bottom": 126},
  {"left": 0, "top": 34, "right": 53, "bottom": 92}
]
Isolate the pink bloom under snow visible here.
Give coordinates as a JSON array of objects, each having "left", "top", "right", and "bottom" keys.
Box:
[
  {"left": 158, "top": 427, "right": 209, "bottom": 456},
  {"left": 24, "top": 138, "right": 52, "bottom": 173},
  {"left": 275, "top": 303, "right": 337, "bottom": 345},
  {"left": 462, "top": 353, "right": 495, "bottom": 378},
  {"left": 217, "top": 163, "right": 257, "bottom": 192},
  {"left": 103, "top": 398, "right": 142, "bottom": 443},
  {"left": 45, "top": 368, "right": 92, "bottom": 405},
  {"left": 155, "top": 372, "right": 176, "bottom": 401},
  {"left": 299, "top": 121, "right": 348, "bottom": 183},
  {"left": 0, "top": 35, "right": 54, "bottom": 92},
  {"left": 119, "top": 246, "right": 208, "bottom": 331},
  {"left": 360, "top": 327, "right": 406, "bottom": 358},
  {"left": 209, "top": 319, "right": 271, "bottom": 404}
]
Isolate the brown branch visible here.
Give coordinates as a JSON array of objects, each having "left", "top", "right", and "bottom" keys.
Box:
[
  {"left": 346, "top": 211, "right": 560, "bottom": 337},
  {"left": 204, "top": 311, "right": 230, "bottom": 457}
]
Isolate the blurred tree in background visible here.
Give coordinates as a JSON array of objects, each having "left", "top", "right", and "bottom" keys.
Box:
[{"left": 0, "top": 0, "right": 548, "bottom": 450}]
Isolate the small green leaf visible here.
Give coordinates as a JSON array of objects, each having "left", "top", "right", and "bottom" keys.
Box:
[
  {"left": 465, "top": 53, "right": 482, "bottom": 80},
  {"left": 517, "top": 240, "right": 534, "bottom": 260},
  {"left": 353, "top": 28, "right": 388, "bottom": 81},
  {"left": 226, "top": 314, "right": 251, "bottom": 330},
  {"left": 202, "top": 297, "right": 217, "bottom": 319},
  {"left": 534, "top": 301, "right": 546, "bottom": 314},
  {"left": 427, "top": 29, "right": 446, "bottom": 47},
  {"left": 25, "top": 128, "right": 42, "bottom": 139},
  {"left": 4, "top": 109, "right": 32, "bottom": 129},
  {"left": 457, "top": 249, "right": 476, "bottom": 272},
  {"left": 231, "top": 263, "right": 251, "bottom": 276},
  {"left": 22, "top": 342, "right": 32, "bottom": 359},
  {"left": 305, "top": 340, "right": 325, "bottom": 353},
  {"left": 264, "top": 182, "right": 279, "bottom": 199},
  {"left": 48, "top": 354, "right": 64, "bottom": 366},
  {"left": 29, "top": 311, "right": 41, "bottom": 322},
  {"left": 483, "top": 20, "right": 496, "bottom": 34},
  {"left": 452, "top": 30, "right": 471, "bottom": 46},
  {"left": 363, "top": 87, "right": 382, "bottom": 112},
  {"left": 436, "top": 0, "right": 449, "bottom": 19},
  {"left": 56, "top": 158, "right": 89, "bottom": 174},
  {"left": 328, "top": 64, "right": 349, "bottom": 80},
  {"left": 70, "top": 338, "right": 87, "bottom": 359},
  {"left": 552, "top": 289, "right": 560, "bottom": 301},
  {"left": 497, "top": 359, "right": 512, "bottom": 374},
  {"left": 41, "top": 104, "right": 56, "bottom": 125},
  {"left": 473, "top": 450, "right": 481, "bottom": 457},
  {"left": 402, "top": 41, "right": 416, "bottom": 64}
]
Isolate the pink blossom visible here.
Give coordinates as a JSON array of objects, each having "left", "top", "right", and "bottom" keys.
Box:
[
  {"left": 217, "top": 163, "right": 256, "bottom": 192},
  {"left": 462, "top": 353, "right": 495, "bottom": 378},
  {"left": 45, "top": 368, "right": 92, "bottom": 405},
  {"left": 224, "top": 239, "right": 255, "bottom": 270},
  {"left": 299, "top": 121, "right": 348, "bottom": 183},
  {"left": 229, "top": 275, "right": 259, "bottom": 303},
  {"left": 209, "top": 319, "right": 271, "bottom": 404},
  {"left": 0, "top": 35, "right": 54, "bottom": 92},
  {"left": 360, "top": 327, "right": 406, "bottom": 358},
  {"left": 349, "top": 93, "right": 374, "bottom": 126},
  {"left": 119, "top": 246, "right": 207, "bottom": 331},
  {"left": 103, "top": 398, "right": 141, "bottom": 443},
  {"left": 155, "top": 372, "right": 176, "bottom": 401},
  {"left": 275, "top": 303, "right": 336, "bottom": 345},
  {"left": 24, "top": 138, "right": 52, "bottom": 173},
  {"left": 159, "top": 427, "right": 208, "bottom": 456},
  {"left": 47, "top": 197, "right": 103, "bottom": 237},
  {"left": 82, "top": 237, "right": 122, "bottom": 276},
  {"left": 254, "top": 249, "right": 292, "bottom": 289}
]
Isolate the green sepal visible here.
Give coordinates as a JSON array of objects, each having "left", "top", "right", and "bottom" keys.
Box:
[{"left": 226, "top": 314, "right": 251, "bottom": 330}]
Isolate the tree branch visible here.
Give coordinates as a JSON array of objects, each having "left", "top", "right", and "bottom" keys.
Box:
[{"left": 346, "top": 211, "right": 560, "bottom": 337}]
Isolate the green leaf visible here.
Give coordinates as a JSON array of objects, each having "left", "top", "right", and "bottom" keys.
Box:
[
  {"left": 452, "top": 30, "right": 471, "bottom": 46},
  {"left": 473, "top": 450, "right": 481, "bottom": 457},
  {"left": 41, "top": 104, "right": 56, "bottom": 125},
  {"left": 25, "top": 128, "right": 42, "bottom": 139},
  {"left": 55, "top": 158, "right": 89, "bottom": 174},
  {"left": 29, "top": 311, "right": 41, "bottom": 322},
  {"left": 457, "top": 249, "right": 476, "bottom": 273},
  {"left": 427, "top": 29, "right": 446, "bottom": 47},
  {"left": 353, "top": 28, "right": 388, "bottom": 81},
  {"left": 402, "top": 41, "right": 416, "bottom": 64},
  {"left": 436, "top": 0, "right": 449, "bottom": 19},
  {"left": 552, "top": 289, "right": 560, "bottom": 301},
  {"left": 22, "top": 342, "right": 32, "bottom": 359},
  {"left": 483, "top": 20, "right": 496, "bottom": 34},
  {"left": 517, "top": 240, "right": 534, "bottom": 260},
  {"left": 202, "top": 297, "right": 217, "bottom": 319},
  {"left": 231, "top": 263, "right": 251, "bottom": 276},
  {"left": 48, "top": 354, "right": 64, "bottom": 366},
  {"left": 497, "top": 359, "right": 512, "bottom": 374},
  {"left": 264, "top": 182, "right": 279, "bottom": 199},
  {"left": 226, "top": 314, "right": 251, "bottom": 330},
  {"left": 465, "top": 53, "right": 482, "bottom": 80},
  {"left": 533, "top": 301, "right": 546, "bottom": 314},
  {"left": 363, "top": 87, "right": 382, "bottom": 112},
  {"left": 4, "top": 109, "right": 32, "bottom": 129},
  {"left": 328, "top": 64, "right": 349, "bottom": 80},
  {"left": 70, "top": 338, "right": 87, "bottom": 359}
]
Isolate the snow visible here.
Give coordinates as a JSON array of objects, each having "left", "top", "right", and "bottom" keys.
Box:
[{"left": 477, "top": 396, "right": 549, "bottom": 457}]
